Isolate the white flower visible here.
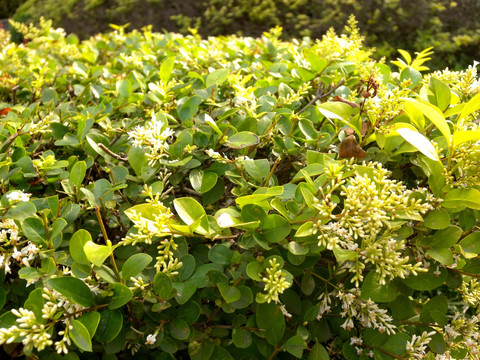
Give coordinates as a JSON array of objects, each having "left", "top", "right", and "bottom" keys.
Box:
[
  {"left": 6, "top": 190, "right": 31, "bottom": 203},
  {"left": 145, "top": 333, "right": 157, "bottom": 345}
]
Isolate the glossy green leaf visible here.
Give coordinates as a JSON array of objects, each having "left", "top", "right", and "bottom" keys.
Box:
[
  {"left": 70, "top": 160, "right": 87, "bottom": 189},
  {"left": 396, "top": 127, "right": 439, "bottom": 161},
  {"left": 108, "top": 283, "right": 133, "bottom": 309},
  {"left": 94, "top": 309, "right": 123, "bottom": 343},
  {"left": 443, "top": 188, "right": 480, "bottom": 210},
  {"left": 76, "top": 311, "right": 100, "bottom": 338},
  {"left": 217, "top": 283, "right": 241, "bottom": 303},
  {"left": 282, "top": 335, "right": 307, "bottom": 358},
  {"left": 452, "top": 130, "right": 480, "bottom": 147},
  {"left": 48, "top": 277, "right": 94, "bottom": 307},
  {"left": 256, "top": 303, "right": 285, "bottom": 345},
  {"left": 262, "top": 214, "right": 291, "bottom": 243},
  {"left": 153, "top": 272, "right": 173, "bottom": 299},
  {"left": 208, "top": 244, "right": 233, "bottom": 265},
  {"left": 160, "top": 56, "right": 176, "bottom": 84},
  {"left": 70, "top": 319, "right": 93, "bottom": 352},
  {"left": 22, "top": 217, "right": 47, "bottom": 244},
  {"left": 226, "top": 131, "right": 259, "bottom": 149},
  {"left": 423, "top": 209, "right": 450, "bottom": 229},
  {"left": 206, "top": 68, "right": 229, "bottom": 88},
  {"left": 69, "top": 229, "right": 92, "bottom": 265},
  {"left": 189, "top": 169, "right": 218, "bottom": 193},
  {"left": 84, "top": 241, "right": 113, "bottom": 267},
  {"left": 361, "top": 272, "right": 402, "bottom": 302},
  {"left": 121, "top": 253, "right": 152, "bottom": 281},
  {"left": 170, "top": 319, "right": 190, "bottom": 340},
  {"left": 403, "top": 98, "right": 451, "bottom": 142}
]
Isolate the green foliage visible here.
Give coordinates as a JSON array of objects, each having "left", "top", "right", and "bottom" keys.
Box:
[
  {"left": 10, "top": 0, "right": 480, "bottom": 70},
  {"left": 1, "top": 18, "right": 480, "bottom": 359}
]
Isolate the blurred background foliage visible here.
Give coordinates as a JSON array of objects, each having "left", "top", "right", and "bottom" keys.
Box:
[{"left": 2, "top": 0, "right": 480, "bottom": 70}]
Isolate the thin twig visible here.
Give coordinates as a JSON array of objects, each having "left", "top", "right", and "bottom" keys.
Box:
[
  {"left": 298, "top": 79, "right": 345, "bottom": 114},
  {"left": 98, "top": 143, "right": 128, "bottom": 161}
]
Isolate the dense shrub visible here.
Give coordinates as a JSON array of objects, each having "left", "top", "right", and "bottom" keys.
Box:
[
  {"left": 1, "top": 17, "right": 480, "bottom": 359},
  {"left": 12, "top": 0, "right": 480, "bottom": 70},
  {"left": 0, "top": 0, "right": 25, "bottom": 19}
]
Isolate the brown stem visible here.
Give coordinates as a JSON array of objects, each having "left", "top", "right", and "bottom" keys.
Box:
[{"left": 95, "top": 206, "right": 122, "bottom": 283}]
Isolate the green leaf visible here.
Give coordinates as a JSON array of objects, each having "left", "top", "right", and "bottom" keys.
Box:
[
  {"left": 208, "top": 244, "right": 233, "bottom": 265},
  {"left": 84, "top": 241, "right": 113, "bottom": 267},
  {"left": 309, "top": 342, "right": 330, "bottom": 360},
  {"left": 22, "top": 217, "right": 47, "bottom": 244},
  {"left": 173, "top": 197, "right": 209, "bottom": 235},
  {"left": 427, "top": 247, "right": 453, "bottom": 266},
  {"left": 69, "top": 229, "right": 92, "bottom": 265},
  {"left": 403, "top": 98, "right": 451, "bottom": 142},
  {"left": 189, "top": 170, "right": 218, "bottom": 193},
  {"left": 333, "top": 247, "right": 358, "bottom": 262},
  {"left": 379, "top": 333, "right": 409, "bottom": 356},
  {"left": 402, "top": 261, "right": 448, "bottom": 291},
  {"left": 282, "top": 335, "right": 307, "bottom": 358},
  {"left": 246, "top": 261, "right": 263, "bottom": 281},
  {"left": 121, "top": 253, "right": 152, "bottom": 281},
  {"left": 244, "top": 159, "right": 270, "bottom": 182},
  {"left": 217, "top": 283, "right": 241, "bottom": 303},
  {"left": 160, "top": 56, "right": 176, "bottom": 84},
  {"left": 361, "top": 272, "right": 401, "bottom": 302},
  {"left": 153, "top": 272, "right": 173, "bottom": 299},
  {"left": 262, "top": 214, "right": 291, "bottom": 243},
  {"left": 443, "top": 188, "right": 480, "bottom": 210},
  {"left": 232, "top": 327, "right": 252, "bottom": 348},
  {"left": 48, "top": 277, "right": 94, "bottom": 307},
  {"left": 303, "top": 49, "right": 327, "bottom": 73},
  {"left": 230, "top": 286, "right": 253, "bottom": 309},
  {"left": 396, "top": 127, "right": 439, "bottom": 161},
  {"left": 108, "top": 283, "right": 133, "bottom": 309},
  {"left": 76, "top": 311, "right": 100, "bottom": 338},
  {"left": 24, "top": 288, "right": 44, "bottom": 321},
  {"left": 179, "top": 96, "right": 202, "bottom": 123},
  {"left": 420, "top": 295, "right": 448, "bottom": 325},
  {"left": 128, "top": 146, "right": 147, "bottom": 177},
  {"left": 256, "top": 303, "right": 285, "bottom": 345},
  {"left": 429, "top": 226, "right": 463, "bottom": 248},
  {"left": 173, "top": 281, "right": 197, "bottom": 305},
  {"left": 459, "top": 232, "right": 480, "bottom": 257},
  {"left": 70, "top": 160, "right": 87, "bottom": 189},
  {"left": 70, "top": 319, "right": 93, "bottom": 352},
  {"left": 94, "top": 309, "right": 123, "bottom": 343},
  {"left": 206, "top": 68, "right": 229, "bottom": 88},
  {"left": 116, "top": 79, "right": 132, "bottom": 98},
  {"left": 424, "top": 209, "right": 450, "bottom": 229},
  {"left": 428, "top": 77, "right": 451, "bottom": 112},
  {"left": 452, "top": 130, "right": 480, "bottom": 147},
  {"left": 226, "top": 132, "right": 259, "bottom": 149},
  {"left": 458, "top": 92, "right": 480, "bottom": 122},
  {"left": 170, "top": 319, "right": 190, "bottom": 340}
]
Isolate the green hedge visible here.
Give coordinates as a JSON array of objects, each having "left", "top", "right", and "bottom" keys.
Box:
[
  {"left": 12, "top": 0, "right": 480, "bottom": 70},
  {"left": 0, "top": 17, "right": 480, "bottom": 359}
]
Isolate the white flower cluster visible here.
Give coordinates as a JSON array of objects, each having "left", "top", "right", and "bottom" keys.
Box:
[
  {"left": 128, "top": 115, "right": 174, "bottom": 166},
  {"left": 317, "top": 288, "right": 396, "bottom": 335},
  {"left": 6, "top": 190, "right": 31, "bottom": 203},
  {"left": 405, "top": 331, "right": 436, "bottom": 359},
  {"left": 262, "top": 258, "right": 291, "bottom": 304},
  {"left": 442, "top": 313, "right": 480, "bottom": 358}
]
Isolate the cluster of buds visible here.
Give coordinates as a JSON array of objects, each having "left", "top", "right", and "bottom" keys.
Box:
[
  {"left": 0, "top": 308, "right": 53, "bottom": 353},
  {"left": 262, "top": 258, "right": 291, "bottom": 304},
  {"left": 155, "top": 237, "right": 183, "bottom": 275}
]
